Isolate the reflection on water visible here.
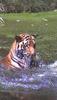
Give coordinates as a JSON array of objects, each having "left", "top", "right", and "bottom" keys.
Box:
[{"left": 0, "top": 36, "right": 57, "bottom": 100}]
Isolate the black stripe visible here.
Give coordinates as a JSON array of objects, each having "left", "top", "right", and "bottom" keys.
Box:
[{"left": 11, "top": 57, "right": 24, "bottom": 68}]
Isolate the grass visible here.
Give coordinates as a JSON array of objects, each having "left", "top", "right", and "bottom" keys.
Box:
[{"left": 0, "top": 11, "right": 57, "bottom": 62}]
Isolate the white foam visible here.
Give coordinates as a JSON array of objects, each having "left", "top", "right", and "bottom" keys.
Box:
[
  {"left": 38, "top": 74, "right": 45, "bottom": 77},
  {"left": 49, "top": 61, "right": 57, "bottom": 68}
]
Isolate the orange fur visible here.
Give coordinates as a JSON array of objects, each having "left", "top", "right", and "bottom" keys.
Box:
[{"left": 0, "top": 40, "right": 16, "bottom": 69}]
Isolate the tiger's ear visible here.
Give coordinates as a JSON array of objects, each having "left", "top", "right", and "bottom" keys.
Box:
[
  {"left": 32, "top": 34, "right": 39, "bottom": 38},
  {"left": 15, "top": 36, "right": 22, "bottom": 42}
]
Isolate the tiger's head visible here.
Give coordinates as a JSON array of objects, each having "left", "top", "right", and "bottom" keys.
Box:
[{"left": 8, "top": 33, "right": 36, "bottom": 69}]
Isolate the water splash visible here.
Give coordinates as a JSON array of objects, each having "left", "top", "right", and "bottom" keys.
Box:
[{"left": 0, "top": 59, "right": 57, "bottom": 93}]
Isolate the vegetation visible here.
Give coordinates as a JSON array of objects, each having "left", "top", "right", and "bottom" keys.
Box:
[
  {"left": 0, "top": 0, "right": 57, "bottom": 12},
  {"left": 0, "top": 11, "right": 57, "bottom": 62}
]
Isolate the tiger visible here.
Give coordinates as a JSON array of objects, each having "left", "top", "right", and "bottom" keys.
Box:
[{"left": 0, "top": 33, "right": 36, "bottom": 70}]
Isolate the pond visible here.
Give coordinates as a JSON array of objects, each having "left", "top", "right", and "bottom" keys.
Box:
[{"left": 0, "top": 36, "right": 57, "bottom": 100}]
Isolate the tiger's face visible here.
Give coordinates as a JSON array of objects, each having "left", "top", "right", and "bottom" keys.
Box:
[
  {"left": 15, "top": 33, "right": 36, "bottom": 57},
  {"left": 10, "top": 33, "right": 36, "bottom": 68}
]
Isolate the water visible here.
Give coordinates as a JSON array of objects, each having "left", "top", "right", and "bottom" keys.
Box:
[
  {"left": 0, "top": 57, "right": 57, "bottom": 100},
  {"left": 0, "top": 61, "right": 57, "bottom": 91},
  {"left": 0, "top": 36, "right": 57, "bottom": 99}
]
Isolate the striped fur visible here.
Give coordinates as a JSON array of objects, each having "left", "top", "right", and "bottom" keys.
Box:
[{"left": 0, "top": 33, "right": 36, "bottom": 70}]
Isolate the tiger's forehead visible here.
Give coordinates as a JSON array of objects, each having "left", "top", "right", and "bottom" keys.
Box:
[
  {"left": 19, "top": 33, "right": 30, "bottom": 39},
  {"left": 19, "top": 33, "right": 35, "bottom": 40}
]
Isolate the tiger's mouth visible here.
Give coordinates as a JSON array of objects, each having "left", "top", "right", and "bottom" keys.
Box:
[{"left": 15, "top": 48, "right": 36, "bottom": 68}]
